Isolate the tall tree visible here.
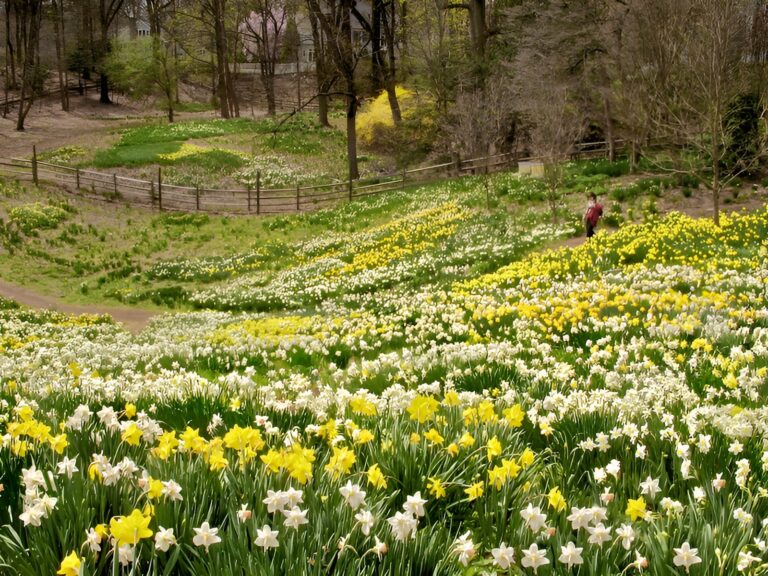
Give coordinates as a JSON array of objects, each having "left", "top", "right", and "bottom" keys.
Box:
[
  {"left": 11, "top": 0, "right": 44, "bottom": 130},
  {"left": 146, "top": 0, "right": 174, "bottom": 34},
  {"left": 306, "top": 1, "right": 336, "bottom": 126},
  {"left": 198, "top": 0, "right": 239, "bottom": 117},
  {"left": 445, "top": 77, "right": 516, "bottom": 209},
  {"left": 354, "top": 0, "right": 401, "bottom": 122},
  {"left": 52, "top": 0, "right": 70, "bottom": 111},
  {"left": 239, "top": 0, "right": 288, "bottom": 116},
  {"left": 633, "top": 0, "right": 760, "bottom": 225},
  {"left": 305, "top": 0, "right": 365, "bottom": 179},
  {"left": 406, "top": 0, "right": 464, "bottom": 112},
  {"left": 97, "top": 0, "right": 127, "bottom": 103},
  {"left": 105, "top": 37, "right": 180, "bottom": 121}
]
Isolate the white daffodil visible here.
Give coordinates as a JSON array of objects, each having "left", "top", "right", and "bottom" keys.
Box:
[
  {"left": 192, "top": 521, "right": 221, "bottom": 553},
  {"left": 672, "top": 542, "right": 702, "bottom": 572},
  {"left": 520, "top": 504, "right": 547, "bottom": 532},
  {"left": 254, "top": 525, "right": 279, "bottom": 550},
  {"left": 56, "top": 456, "right": 79, "bottom": 478},
  {"left": 387, "top": 511, "right": 418, "bottom": 541},
  {"left": 403, "top": 492, "right": 427, "bottom": 518},
  {"left": 491, "top": 543, "right": 515, "bottom": 570},
  {"left": 587, "top": 523, "right": 612, "bottom": 547},
  {"left": 521, "top": 543, "right": 549, "bottom": 573},
  {"left": 161, "top": 480, "right": 183, "bottom": 501},
  {"left": 339, "top": 481, "right": 366, "bottom": 510},
  {"left": 452, "top": 531, "right": 476, "bottom": 566},
  {"left": 281, "top": 506, "right": 309, "bottom": 530},
  {"left": 558, "top": 541, "right": 583, "bottom": 569},
  {"left": 155, "top": 527, "right": 177, "bottom": 552},
  {"left": 616, "top": 523, "right": 635, "bottom": 550},
  {"left": 354, "top": 509, "right": 375, "bottom": 536}
]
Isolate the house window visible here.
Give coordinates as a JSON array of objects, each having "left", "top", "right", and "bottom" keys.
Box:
[
  {"left": 305, "top": 49, "right": 315, "bottom": 62},
  {"left": 352, "top": 30, "right": 366, "bottom": 46}
]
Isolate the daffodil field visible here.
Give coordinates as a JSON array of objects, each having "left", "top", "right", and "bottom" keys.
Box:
[{"left": 2, "top": 176, "right": 768, "bottom": 575}]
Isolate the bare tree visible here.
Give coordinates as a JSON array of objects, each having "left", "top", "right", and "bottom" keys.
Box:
[
  {"left": 146, "top": 0, "right": 174, "bottom": 34},
  {"left": 97, "top": 0, "right": 127, "bottom": 103},
  {"left": 507, "top": 0, "right": 588, "bottom": 221},
  {"left": 10, "top": 0, "right": 45, "bottom": 130},
  {"left": 306, "top": 2, "right": 336, "bottom": 126},
  {"left": 176, "top": 0, "right": 240, "bottom": 117},
  {"left": 406, "top": 0, "right": 464, "bottom": 112},
  {"left": 305, "top": 0, "right": 367, "bottom": 179},
  {"left": 445, "top": 77, "right": 515, "bottom": 209},
  {"left": 239, "top": 0, "right": 289, "bottom": 116},
  {"left": 638, "top": 0, "right": 763, "bottom": 224},
  {"left": 51, "top": 0, "right": 70, "bottom": 111},
  {"left": 523, "top": 85, "right": 586, "bottom": 222},
  {"left": 357, "top": 0, "right": 401, "bottom": 122}
]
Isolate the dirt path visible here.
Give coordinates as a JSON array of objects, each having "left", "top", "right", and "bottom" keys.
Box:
[
  {"left": 0, "top": 279, "right": 155, "bottom": 334},
  {"left": 0, "top": 91, "right": 225, "bottom": 159}
]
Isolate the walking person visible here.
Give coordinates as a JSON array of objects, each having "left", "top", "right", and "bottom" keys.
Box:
[{"left": 583, "top": 192, "right": 603, "bottom": 238}]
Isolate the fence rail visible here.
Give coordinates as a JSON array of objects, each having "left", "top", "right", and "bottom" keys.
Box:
[
  {"left": 1, "top": 81, "right": 101, "bottom": 111},
  {"left": 0, "top": 141, "right": 618, "bottom": 215}
]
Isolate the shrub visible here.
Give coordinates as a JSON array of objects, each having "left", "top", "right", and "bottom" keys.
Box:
[
  {"left": 572, "top": 158, "right": 630, "bottom": 178},
  {"left": 675, "top": 173, "right": 701, "bottom": 189},
  {"left": 9, "top": 203, "right": 69, "bottom": 235},
  {"left": 357, "top": 87, "right": 439, "bottom": 166},
  {"left": 38, "top": 146, "right": 87, "bottom": 165}
]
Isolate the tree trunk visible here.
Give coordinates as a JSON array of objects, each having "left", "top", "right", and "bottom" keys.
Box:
[
  {"left": 712, "top": 131, "right": 720, "bottom": 226},
  {"left": 385, "top": 80, "right": 401, "bottom": 123},
  {"left": 469, "top": 0, "right": 486, "bottom": 59},
  {"left": 603, "top": 98, "right": 614, "bottom": 162},
  {"left": 53, "top": 0, "right": 69, "bottom": 111},
  {"left": 307, "top": 2, "right": 331, "bottom": 127},
  {"left": 99, "top": 69, "right": 110, "bottom": 103},
  {"left": 629, "top": 140, "right": 639, "bottom": 173},
  {"left": 3, "top": 1, "right": 11, "bottom": 117},
  {"left": 382, "top": 0, "right": 401, "bottom": 123},
  {"left": 16, "top": 0, "right": 43, "bottom": 131},
  {"left": 99, "top": 20, "right": 111, "bottom": 104},
  {"left": 371, "top": 0, "right": 383, "bottom": 92},
  {"left": 228, "top": 32, "right": 240, "bottom": 117},
  {"left": 346, "top": 77, "right": 359, "bottom": 180},
  {"left": 318, "top": 92, "right": 329, "bottom": 126},
  {"left": 213, "top": 0, "right": 230, "bottom": 118},
  {"left": 5, "top": 0, "right": 17, "bottom": 91},
  {"left": 262, "top": 69, "right": 276, "bottom": 116}
]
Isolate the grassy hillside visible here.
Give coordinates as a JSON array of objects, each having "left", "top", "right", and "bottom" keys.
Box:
[{"left": 1, "top": 157, "right": 767, "bottom": 576}]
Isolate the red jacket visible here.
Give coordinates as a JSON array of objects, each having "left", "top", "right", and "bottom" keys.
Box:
[{"left": 586, "top": 203, "right": 603, "bottom": 226}]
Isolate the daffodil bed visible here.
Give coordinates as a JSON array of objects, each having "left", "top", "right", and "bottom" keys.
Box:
[{"left": 2, "top": 204, "right": 768, "bottom": 575}]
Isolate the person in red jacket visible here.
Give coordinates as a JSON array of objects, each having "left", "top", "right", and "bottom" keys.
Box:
[{"left": 583, "top": 192, "right": 603, "bottom": 238}]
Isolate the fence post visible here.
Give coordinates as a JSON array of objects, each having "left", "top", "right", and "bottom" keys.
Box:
[
  {"left": 296, "top": 181, "right": 300, "bottom": 211},
  {"left": 75, "top": 168, "right": 80, "bottom": 190},
  {"left": 157, "top": 167, "right": 163, "bottom": 211},
  {"left": 150, "top": 180, "right": 155, "bottom": 206},
  {"left": 247, "top": 184, "right": 252, "bottom": 212},
  {"left": 256, "top": 171, "right": 261, "bottom": 215},
  {"left": 196, "top": 185, "right": 201, "bottom": 211},
  {"left": 32, "top": 145, "right": 38, "bottom": 186},
  {"left": 453, "top": 153, "right": 461, "bottom": 176},
  {"left": 113, "top": 173, "right": 118, "bottom": 198},
  {"left": 348, "top": 174, "right": 353, "bottom": 202},
  {"left": 401, "top": 167, "right": 406, "bottom": 190}
]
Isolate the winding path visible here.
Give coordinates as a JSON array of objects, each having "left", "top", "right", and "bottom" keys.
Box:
[{"left": 0, "top": 279, "right": 155, "bottom": 334}]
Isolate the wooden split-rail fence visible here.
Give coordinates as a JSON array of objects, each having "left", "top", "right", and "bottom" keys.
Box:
[{"left": 0, "top": 142, "right": 617, "bottom": 215}]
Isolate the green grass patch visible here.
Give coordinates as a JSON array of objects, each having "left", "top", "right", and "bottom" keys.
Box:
[
  {"left": 91, "top": 141, "right": 181, "bottom": 168},
  {"left": 118, "top": 118, "right": 259, "bottom": 146}
]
